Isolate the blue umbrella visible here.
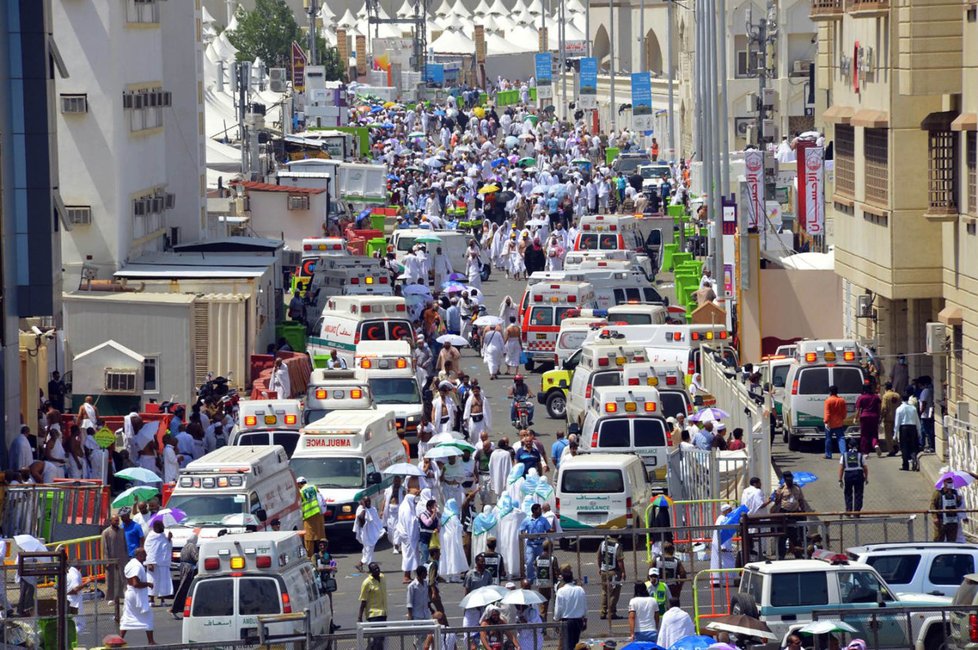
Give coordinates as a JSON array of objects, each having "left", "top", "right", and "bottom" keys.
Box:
[
  {"left": 620, "top": 643, "right": 666, "bottom": 650},
  {"left": 382, "top": 122, "right": 395, "bottom": 128},
  {"left": 718, "top": 504, "right": 748, "bottom": 546},
  {"left": 778, "top": 471, "right": 818, "bottom": 488},
  {"left": 447, "top": 272, "right": 467, "bottom": 282},
  {"left": 433, "top": 109, "right": 446, "bottom": 116},
  {"left": 490, "top": 157, "right": 507, "bottom": 168},
  {"left": 441, "top": 281, "right": 466, "bottom": 291},
  {"left": 370, "top": 105, "right": 383, "bottom": 113},
  {"left": 387, "top": 174, "right": 400, "bottom": 181},
  {"left": 669, "top": 636, "right": 718, "bottom": 650}
]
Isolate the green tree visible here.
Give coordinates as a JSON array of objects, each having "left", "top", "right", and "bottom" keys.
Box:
[
  {"left": 227, "top": 0, "right": 301, "bottom": 68},
  {"left": 319, "top": 44, "right": 346, "bottom": 82}
]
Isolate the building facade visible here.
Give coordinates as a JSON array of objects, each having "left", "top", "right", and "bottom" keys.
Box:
[{"left": 54, "top": 0, "right": 205, "bottom": 287}]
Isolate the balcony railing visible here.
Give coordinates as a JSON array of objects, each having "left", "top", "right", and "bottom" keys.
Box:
[
  {"left": 810, "top": 0, "right": 844, "bottom": 19},
  {"left": 848, "top": 0, "right": 889, "bottom": 15}
]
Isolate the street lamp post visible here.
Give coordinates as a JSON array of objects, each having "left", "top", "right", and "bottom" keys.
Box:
[
  {"left": 610, "top": 0, "right": 616, "bottom": 131},
  {"left": 667, "top": 0, "right": 675, "bottom": 158}
]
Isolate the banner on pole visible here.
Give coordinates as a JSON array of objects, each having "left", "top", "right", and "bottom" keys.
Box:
[
  {"left": 578, "top": 57, "right": 597, "bottom": 109},
  {"left": 535, "top": 52, "right": 553, "bottom": 100},
  {"left": 743, "top": 149, "right": 765, "bottom": 229},
  {"left": 291, "top": 41, "right": 307, "bottom": 92},
  {"left": 474, "top": 25, "right": 486, "bottom": 64},
  {"left": 336, "top": 29, "right": 349, "bottom": 82},
  {"left": 631, "top": 72, "right": 653, "bottom": 133},
  {"left": 804, "top": 146, "right": 825, "bottom": 236}
]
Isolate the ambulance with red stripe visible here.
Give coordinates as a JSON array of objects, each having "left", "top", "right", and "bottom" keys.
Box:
[
  {"left": 231, "top": 399, "right": 304, "bottom": 457},
  {"left": 518, "top": 281, "right": 597, "bottom": 370},
  {"left": 620, "top": 362, "right": 693, "bottom": 422},
  {"left": 289, "top": 409, "right": 406, "bottom": 528},
  {"left": 354, "top": 340, "right": 425, "bottom": 440},
  {"left": 573, "top": 214, "right": 644, "bottom": 252},
  {"left": 308, "top": 296, "right": 416, "bottom": 369}
]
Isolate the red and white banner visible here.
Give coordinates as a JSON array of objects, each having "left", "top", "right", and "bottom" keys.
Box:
[
  {"left": 743, "top": 149, "right": 764, "bottom": 229},
  {"left": 804, "top": 146, "right": 825, "bottom": 236}
]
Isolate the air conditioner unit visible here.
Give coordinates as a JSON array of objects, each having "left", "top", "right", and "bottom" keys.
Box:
[
  {"left": 287, "top": 194, "right": 310, "bottom": 210},
  {"left": 926, "top": 322, "right": 947, "bottom": 354},
  {"left": 269, "top": 68, "right": 288, "bottom": 93},
  {"left": 762, "top": 88, "right": 777, "bottom": 107},
  {"left": 151, "top": 196, "right": 165, "bottom": 213},
  {"left": 65, "top": 205, "right": 92, "bottom": 225},
  {"left": 762, "top": 119, "right": 777, "bottom": 138},
  {"left": 857, "top": 294, "right": 873, "bottom": 318},
  {"left": 164, "top": 192, "right": 175, "bottom": 210},
  {"left": 134, "top": 199, "right": 147, "bottom": 216},
  {"left": 745, "top": 92, "right": 758, "bottom": 114}
]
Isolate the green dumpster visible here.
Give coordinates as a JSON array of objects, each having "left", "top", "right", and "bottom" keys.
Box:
[
  {"left": 667, "top": 205, "right": 685, "bottom": 218},
  {"left": 369, "top": 213, "right": 387, "bottom": 231},
  {"left": 529, "top": 87, "right": 537, "bottom": 102},
  {"left": 276, "top": 323, "right": 307, "bottom": 354},
  {"left": 366, "top": 236, "right": 387, "bottom": 258},
  {"left": 606, "top": 147, "right": 620, "bottom": 166},
  {"left": 39, "top": 617, "right": 77, "bottom": 648},
  {"left": 660, "top": 243, "right": 678, "bottom": 273}
]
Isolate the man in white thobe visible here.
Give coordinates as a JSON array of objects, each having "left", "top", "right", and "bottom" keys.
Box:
[
  {"left": 710, "top": 503, "right": 736, "bottom": 587},
  {"left": 657, "top": 601, "right": 696, "bottom": 649},
  {"left": 353, "top": 496, "right": 384, "bottom": 570},
  {"left": 488, "top": 440, "right": 514, "bottom": 499}
]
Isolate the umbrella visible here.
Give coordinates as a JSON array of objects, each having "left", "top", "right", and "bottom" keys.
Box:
[
  {"left": 524, "top": 114, "right": 539, "bottom": 125},
  {"left": 799, "top": 620, "right": 859, "bottom": 635},
  {"left": 405, "top": 165, "right": 424, "bottom": 173},
  {"left": 13, "top": 534, "right": 47, "bottom": 553},
  {"left": 717, "top": 505, "right": 749, "bottom": 546},
  {"left": 505, "top": 135, "right": 519, "bottom": 149},
  {"left": 525, "top": 218, "right": 548, "bottom": 227},
  {"left": 500, "top": 589, "right": 547, "bottom": 605},
  {"left": 474, "top": 315, "right": 503, "bottom": 327},
  {"left": 620, "top": 643, "right": 666, "bottom": 650},
  {"left": 383, "top": 462, "right": 426, "bottom": 477},
  {"left": 425, "top": 446, "right": 463, "bottom": 460},
  {"left": 490, "top": 157, "right": 507, "bottom": 168},
  {"left": 518, "top": 157, "right": 536, "bottom": 167},
  {"left": 444, "top": 284, "right": 466, "bottom": 294},
  {"left": 438, "top": 439, "right": 477, "bottom": 453},
  {"left": 448, "top": 273, "right": 467, "bottom": 282},
  {"left": 402, "top": 285, "right": 433, "bottom": 297},
  {"left": 387, "top": 174, "right": 400, "bottom": 181},
  {"left": 778, "top": 471, "right": 819, "bottom": 489},
  {"left": 416, "top": 234, "right": 442, "bottom": 243},
  {"left": 408, "top": 131, "right": 425, "bottom": 138},
  {"left": 111, "top": 485, "right": 160, "bottom": 508},
  {"left": 689, "top": 407, "right": 730, "bottom": 422},
  {"left": 436, "top": 334, "right": 469, "bottom": 346},
  {"left": 429, "top": 432, "right": 463, "bottom": 446},
  {"left": 370, "top": 105, "right": 383, "bottom": 113},
  {"left": 114, "top": 467, "right": 163, "bottom": 483},
  {"left": 220, "top": 513, "right": 260, "bottom": 528},
  {"left": 705, "top": 614, "right": 777, "bottom": 640},
  {"left": 424, "top": 158, "right": 444, "bottom": 168},
  {"left": 148, "top": 508, "right": 187, "bottom": 528},
  {"left": 459, "top": 585, "right": 507, "bottom": 609},
  {"left": 478, "top": 184, "right": 500, "bottom": 194},
  {"left": 936, "top": 470, "right": 976, "bottom": 489},
  {"left": 668, "top": 636, "right": 718, "bottom": 650},
  {"left": 650, "top": 494, "right": 674, "bottom": 508}
]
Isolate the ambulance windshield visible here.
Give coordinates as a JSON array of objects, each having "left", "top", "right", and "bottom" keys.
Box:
[
  {"left": 289, "top": 457, "right": 365, "bottom": 488},
  {"left": 166, "top": 495, "right": 245, "bottom": 525},
  {"left": 369, "top": 378, "right": 421, "bottom": 404}
]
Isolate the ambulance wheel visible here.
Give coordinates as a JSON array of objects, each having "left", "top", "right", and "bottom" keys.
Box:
[
  {"left": 524, "top": 359, "right": 536, "bottom": 372},
  {"left": 729, "top": 592, "right": 759, "bottom": 618},
  {"left": 787, "top": 434, "right": 800, "bottom": 451},
  {"left": 546, "top": 391, "right": 567, "bottom": 419}
]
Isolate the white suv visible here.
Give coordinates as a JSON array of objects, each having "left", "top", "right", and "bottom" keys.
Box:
[
  {"left": 848, "top": 542, "right": 978, "bottom": 598},
  {"left": 733, "top": 553, "right": 951, "bottom": 649}
]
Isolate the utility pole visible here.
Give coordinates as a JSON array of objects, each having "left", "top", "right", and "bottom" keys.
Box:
[
  {"left": 666, "top": 0, "right": 675, "bottom": 158},
  {"left": 639, "top": 0, "right": 645, "bottom": 72},
  {"left": 307, "top": 0, "right": 318, "bottom": 65},
  {"left": 746, "top": 0, "right": 778, "bottom": 148},
  {"left": 560, "top": 0, "right": 568, "bottom": 119},
  {"left": 610, "top": 0, "right": 616, "bottom": 131}
]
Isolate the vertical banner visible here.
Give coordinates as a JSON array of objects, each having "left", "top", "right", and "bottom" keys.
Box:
[
  {"left": 804, "top": 146, "right": 825, "bottom": 236},
  {"left": 535, "top": 52, "right": 553, "bottom": 101},
  {"left": 336, "top": 29, "right": 349, "bottom": 82},
  {"left": 578, "top": 57, "right": 597, "bottom": 109},
  {"left": 538, "top": 28, "right": 549, "bottom": 54},
  {"left": 355, "top": 35, "right": 367, "bottom": 76},
  {"left": 291, "top": 41, "right": 307, "bottom": 92},
  {"left": 743, "top": 149, "right": 765, "bottom": 229},
  {"left": 474, "top": 25, "right": 486, "bottom": 64},
  {"left": 630, "top": 72, "right": 653, "bottom": 132}
]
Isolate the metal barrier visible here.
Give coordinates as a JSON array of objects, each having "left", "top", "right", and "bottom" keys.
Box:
[
  {"left": 945, "top": 416, "right": 978, "bottom": 540},
  {"left": 644, "top": 499, "right": 738, "bottom": 560},
  {"left": 47, "top": 535, "right": 103, "bottom": 585},
  {"left": 810, "top": 604, "right": 975, "bottom": 650},
  {"left": 2, "top": 483, "right": 109, "bottom": 540},
  {"left": 691, "top": 567, "right": 743, "bottom": 633}
]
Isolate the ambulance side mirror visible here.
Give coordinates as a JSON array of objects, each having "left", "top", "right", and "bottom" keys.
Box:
[
  {"left": 367, "top": 472, "right": 383, "bottom": 485},
  {"left": 256, "top": 508, "right": 268, "bottom": 522}
]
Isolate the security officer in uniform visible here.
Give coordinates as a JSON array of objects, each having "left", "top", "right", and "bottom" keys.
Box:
[
  {"left": 597, "top": 534, "right": 626, "bottom": 619},
  {"left": 653, "top": 541, "right": 688, "bottom": 599},
  {"left": 838, "top": 439, "right": 869, "bottom": 512},
  {"left": 644, "top": 568, "right": 670, "bottom": 616},
  {"left": 297, "top": 476, "right": 326, "bottom": 557},
  {"left": 533, "top": 540, "right": 559, "bottom": 622},
  {"left": 482, "top": 537, "right": 505, "bottom": 584},
  {"left": 931, "top": 477, "right": 964, "bottom": 542}
]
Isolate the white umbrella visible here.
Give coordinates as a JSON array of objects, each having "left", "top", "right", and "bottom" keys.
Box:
[
  {"left": 474, "top": 315, "right": 503, "bottom": 327},
  {"left": 459, "top": 585, "right": 507, "bottom": 609},
  {"left": 525, "top": 218, "right": 548, "bottom": 227},
  {"left": 13, "top": 534, "right": 47, "bottom": 553},
  {"left": 425, "top": 446, "right": 463, "bottom": 460},
  {"left": 383, "top": 462, "right": 426, "bottom": 477},
  {"left": 220, "top": 513, "right": 261, "bottom": 528},
  {"left": 429, "top": 432, "right": 463, "bottom": 445},
  {"left": 436, "top": 334, "right": 469, "bottom": 346},
  {"left": 500, "top": 589, "right": 547, "bottom": 605},
  {"left": 798, "top": 620, "right": 859, "bottom": 635}
]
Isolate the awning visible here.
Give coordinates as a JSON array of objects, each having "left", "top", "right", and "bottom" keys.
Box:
[
  {"left": 952, "top": 113, "right": 978, "bottom": 131},
  {"left": 851, "top": 109, "right": 889, "bottom": 128},
  {"left": 920, "top": 111, "right": 958, "bottom": 131},
  {"left": 822, "top": 105, "right": 854, "bottom": 125},
  {"left": 939, "top": 304, "right": 963, "bottom": 326}
]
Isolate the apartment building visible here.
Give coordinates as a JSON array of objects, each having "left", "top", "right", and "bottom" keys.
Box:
[
  {"left": 55, "top": 0, "right": 206, "bottom": 287},
  {"left": 813, "top": 0, "right": 962, "bottom": 385}
]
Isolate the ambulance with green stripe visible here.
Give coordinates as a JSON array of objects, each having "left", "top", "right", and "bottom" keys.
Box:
[
  {"left": 290, "top": 237, "right": 351, "bottom": 296},
  {"left": 307, "top": 296, "right": 416, "bottom": 369},
  {"left": 555, "top": 453, "right": 653, "bottom": 532},
  {"left": 288, "top": 409, "right": 406, "bottom": 529}
]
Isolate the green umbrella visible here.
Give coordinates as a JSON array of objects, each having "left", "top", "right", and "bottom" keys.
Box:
[
  {"left": 405, "top": 165, "right": 424, "bottom": 173},
  {"left": 524, "top": 114, "right": 539, "bottom": 125},
  {"left": 416, "top": 234, "right": 442, "bottom": 243},
  {"left": 408, "top": 131, "right": 425, "bottom": 138},
  {"left": 437, "top": 440, "right": 477, "bottom": 453},
  {"left": 111, "top": 485, "right": 159, "bottom": 508},
  {"left": 518, "top": 157, "right": 537, "bottom": 168}
]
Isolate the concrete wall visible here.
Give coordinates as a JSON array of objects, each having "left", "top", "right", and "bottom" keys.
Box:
[
  {"left": 245, "top": 191, "right": 328, "bottom": 252},
  {"left": 759, "top": 268, "right": 843, "bottom": 355}
]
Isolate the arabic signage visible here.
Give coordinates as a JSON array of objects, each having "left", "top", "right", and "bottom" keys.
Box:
[
  {"left": 355, "top": 35, "right": 367, "bottom": 76},
  {"left": 535, "top": 52, "right": 553, "bottom": 100},
  {"left": 578, "top": 57, "right": 597, "bottom": 109},
  {"left": 291, "top": 41, "right": 307, "bottom": 92},
  {"left": 804, "top": 146, "right": 825, "bottom": 236},
  {"left": 631, "top": 72, "right": 653, "bottom": 133},
  {"left": 474, "top": 25, "right": 486, "bottom": 64},
  {"left": 743, "top": 149, "right": 765, "bottom": 229}
]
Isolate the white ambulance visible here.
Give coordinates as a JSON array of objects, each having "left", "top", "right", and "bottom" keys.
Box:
[
  {"left": 353, "top": 340, "right": 425, "bottom": 440},
  {"left": 565, "top": 337, "right": 651, "bottom": 426},
  {"left": 165, "top": 446, "right": 303, "bottom": 561},
  {"left": 308, "top": 295, "right": 416, "bottom": 368},
  {"left": 621, "top": 362, "right": 693, "bottom": 421},
  {"left": 231, "top": 399, "right": 303, "bottom": 456},
  {"left": 182, "top": 531, "right": 330, "bottom": 644},
  {"left": 289, "top": 409, "right": 406, "bottom": 528},
  {"left": 564, "top": 250, "right": 653, "bottom": 279},
  {"left": 518, "top": 281, "right": 597, "bottom": 370},
  {"left": 605, "top": 304, "right": 669, "bottom": 326},
  {"left": 304, "top": 369, "right": 373, "bottom": 425},
  {"left": 291, "top": 237, "right": 351, "bottom": 295},
  {"left": 528, "top": 269, "right": 661, "bottom": 310},
  {"left": 574, "top": 214, "right": 644, "bottom": 252},
  {"left": 555, "top": 453, "right": 652, "bottom": 532},
  {"left": 306, "top": 256, "right": 394, "bottom": 322}
]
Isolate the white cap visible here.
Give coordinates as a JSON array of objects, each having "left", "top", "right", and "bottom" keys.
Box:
[
  {"left": 720, "top": 503, "right": 733, "bottom": 512},
  {"left": 297, "top": 477, "right": 307, "bottom": 484}
]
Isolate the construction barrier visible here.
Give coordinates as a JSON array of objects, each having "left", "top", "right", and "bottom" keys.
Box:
[
  {"left": 645, "top": 498, "right": 738, "bottom": 561},
  {"left": 47, "top": 535, "right": 103, "bottom": 586},
  {"left": 3, "top": 483, "right": 110, "bottom": 540},
  {"left": 692, "top": 567, "right": 743, "bottom": 633}
]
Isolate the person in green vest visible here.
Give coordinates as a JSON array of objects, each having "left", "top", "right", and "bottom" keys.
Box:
[
  {"left": 298, "top": 476, "right": 326, "bottom": 557},
  {"left": 644, "top": 567, "right": 669, "bottom": 616}
]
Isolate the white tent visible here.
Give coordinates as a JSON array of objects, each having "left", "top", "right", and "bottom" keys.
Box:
[
  {"left": 429, "top": 26, "right": 476, "bottom": 53},
  {"left": 523, "top": 0, "right": 545, "bottom": 16},
  {"left": 396, "top": 0, "right": 415, "bottom": 18},
  {"left": 485, "top": 30, "right": 534, "bottom": 55},
  {"left": 472, "top": 0, "right": 494, "bottom": 17},
  {"left": 317, "top": 2, "right": 336, "bottom": 24},
  {"left": 565, "top": 0, "right": 586, "bottom": 13},
  {"left": 336, "top": 8, "right": 365, "bottom": 35}
]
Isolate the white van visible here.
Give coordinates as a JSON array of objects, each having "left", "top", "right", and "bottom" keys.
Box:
[
  {"left": 308, "top": 296, "right": 416, "bottom": 367},
  {"left": 390, "top": 228, "right": 469, "bottom": 272},
  {"left": 290, "top": 409, "right": 406, "bottom": 528},
  {"left": 527, "top": 269, "right": 658, "bottom": 311},
  {"left": 553, "top": 316, "right": 609, "bottom": 365},
  {"left": 555, "top": 453, "right": 652, "bottom": 532},
  {"left": 782, "top": 340, "right": 867, "bottom": 450},
  {"left": 621, "top": 362, "right": 692, "bottom": 420},
  {"left": 182, "top": 531, "right": 329, "bottom": 644},
  {"left": 304, "top": 369, "right": 373, "bottom": 425},
  {"left": 564, "top": 250, "right": 652, "bottom": 279},
  {"left": 231, "top": 399, "right": 304, "bottom": 456},
  {"left": 578, "top": 387, "right": 670, "bottom": 487},
  {"left": 353, "top": 341, "right": 424, "bottom": 440},
  {"left": 566, "top": 339, "right": 651, "bottom": 425},
  {"left": 605, "top": 304, "right": 668, "bottom": 326},
  {"left": 355, "top": 339, "right": 425, "bottom": 389},
  {"left": 165, "top": 446, "right": 303, "bottom": 558}
]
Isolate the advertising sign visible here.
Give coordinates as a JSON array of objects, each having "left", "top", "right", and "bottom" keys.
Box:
[
  {"left": 743, "top": 149, "right": 765, "bottom": 229},
  {"left": 425, "top": 63, "right": 445, "bottom": 85},
  {"left": 804, "top": 146, "right": 825, "bottom": 236},
  {"left": 535, "top": 52, "right": 553, "bottom": 100},
  {"left": 579, "top": 57, "right": 597, "bottom": 109},
  {"left": 474, "top": 25, "right": 486, "bottom": 64},
  {"left": 291, "top": 41, "right": 307, "bottom": 92},
  {"left": 631, "top": 72, "right": 653, "bottom": 132}
]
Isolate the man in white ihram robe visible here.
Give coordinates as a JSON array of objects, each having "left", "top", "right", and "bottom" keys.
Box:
[
  {"left": 433, "top": 249, "right": 454, "bottom": 288},
  {"left": 353, "top": 496, "right": 384, "bottom": 569},
  {"left": 396, "top": 493, "right": 421, "bottom": 578},
  {"left": 710, "top": 503, "right": 736, "bottom": 586},
  {"left": 496, "top": 496, "right": 526, "bottom": 581},
  {"left": 482, "top": 326, "right": 505, "bottom": 379},
  {"left": 439, "top": 499, "right": 468, "bottom": 579},
  {"left": 430, "top": 388, "right": 458, "bottom": 434},
  {"left": 463, "top": 391, "right": 492, "bottom": 445},
  {"left": 143, "top": 522, "right": 173, "bottom": 604},
  {"left": 488, "top": 443, "right": 513, "bottom": 504}
]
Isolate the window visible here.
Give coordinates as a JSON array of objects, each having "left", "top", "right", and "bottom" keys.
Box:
[
  {"left": 928, "top": 554, "right": 975, "bottom": 585},
  {"left": 65, "top": 205, "right": 92, "bottom": 226},
  {"left": 835, "top": 125, "right": 855, "bottom": 197},
  {"left": 104, "top": 369, "right": 137, "bottom": 393},
  {"left": 555, "top": 307, "right": 577, "bottom": 324},
  {"left": 968, "top": 132, "right": 976, "bottom": 215},
  {"left": 797, "top": 368, "right": 830, "bottom": 395},
  {"left": 735, "top": 35, "right": 754, "bottom": 78},
  {"left": 530, "top": 307, "right": 554, "bottom": 326},
  {"left": 633, "top": 420, "right": 667, "bottom": 447},
  {"left": 288, "top": 194, "right": 311, "bottom": 210},
  {"left": 865, "top": 554, "right": 921, "bottom": 586},
  {"left": 839, "top": 570, "right": 890, "bottom": 603},
  {"left": 770, "top": 572, "right": 829, "bottom": 607},
  {"left": 599, "top": 234, "right": 620, "bottom": 249},
  {"left": 742, "top": 571, "right": 764, "bottom": 604},
  {"left": 560, "top": 469, "right": 625, "bottom": 493},
  {"left": 60, "top": 94, "right": 88, "bottom": 114},
  {"left": 660, "top": 391, "right": 689, "bottom": 418},
  {"left": 237, "top": 579, "right": 281, "bottom": 616},
  {"left": 126, "top": 0, "right": 161, "bottom": 25},
  {"left": 591, "top": 371, "right": 623, "bottom": 389},
  {"left": 597, "top": 419, "right": 630, "bottom": 447},
  {"left": 578, "top": 234, "right": 599, "bottom": 250},
  {"left": 833, "top": 367, "right": 866, "bottom": 394},
  {"left": 772, "top": 365, "right": 790, "bottom": 389},
  {"left": 864, "top": 128, "right": 889, "bottom": 206},
  {"left": 143, "top": 358, "right": 158, "bottom": 392},
  {"left": 191, "top": 579, "right": 234, "bottom": 616},
  {"left": 927, "top": 129, "right": 958, "bottom": 215}
]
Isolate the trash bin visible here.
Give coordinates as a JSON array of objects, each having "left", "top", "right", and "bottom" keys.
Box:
[
  {"left": 606, "top": 147, "right": 620, "bottom": 166},
  {"left": 370, "top": 213, "right": 387, "bottom": 231},
  {"left": 276, "top": 322, "right": 307, "bottom": 354},
  {"left": 38, "top": 617, "right": 77, "bottom": 649}
]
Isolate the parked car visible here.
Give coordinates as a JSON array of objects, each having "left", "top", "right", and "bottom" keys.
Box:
[
  {"left": 947, "top": 573, "right": 978, "bottom": 649},
  {"left": 848, "top": 542, "right": 978, "bottom": 598}
]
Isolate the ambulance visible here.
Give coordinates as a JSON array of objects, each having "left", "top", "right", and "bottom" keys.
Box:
[
  {"left": 389, "top": 228, "right": 470, "bottom": 272},
  {"left": 308, "top": 296, "right": 416, "bottom": 368},
  {"left": 290, "top": 237, "right": 351, "bottom": 295},
  {"left": 620, "top": 362, "right": 693, "bottom": 420},
  {"left": 165, "top": 446, "right": 303, "bottom": 561},
  {"left": 230, "top": 399, "right": 304, "bottom": 456},
  {"left": 538, "top": 316, "right": 610, "bottom": 419},
  {"left": 565, "top": 337, "right": 651, "bottom": 426},
  {"left": 353, "top": 340, "right": 424, "bottom": 439},
  {"left": 289, "top": 409, "right": 406, "bottom": 528},
  {"left": 781, "top": 339, "right": 868, "bottom": 450},
  {"left": 528, "top": 269, "right": 661, "bottom": 310},
  {"left": 577, "top": 386, "right": 670, "bottom": 486},
  {"left": 182, "top": 531, "right": 330, "bottom": 643},
  {"left": 304, "top": 369, "right": 373, "bottom": 425},
  {"left": 518, "top": 282, "right": 597, "bottom": 370},
  {"left": 574, "top": 214, "right": 644, "bottom": 252},
  {"left": 564, "top": 250, "right": 653, "bottom": 279},
  {"left": 760, "top": 354, "right": 796, "bottom": 433},
  {"left": 555, "top": 453, "right": 653, "bottom": 532},
  {"left": 605, "top": 304, "right": 669, "bottom": 326}
]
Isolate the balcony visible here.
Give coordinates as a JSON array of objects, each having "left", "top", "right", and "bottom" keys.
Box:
[
  {"left": 848, "top": 0, "right": 889, "bottom": 16},
  {"left": 810, "top": 0, "right": 844, "bottom": 19}
]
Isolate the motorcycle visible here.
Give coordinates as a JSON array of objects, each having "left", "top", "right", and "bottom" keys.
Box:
[
  {"left": 197, "top": 372, "right": 235, "bottom": 407},
  {"left": 469, "top": 305, "right": 488, "bottom": 352},
  {"left": 512, "top": 396, "right": 532, "bottom": 429}
]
